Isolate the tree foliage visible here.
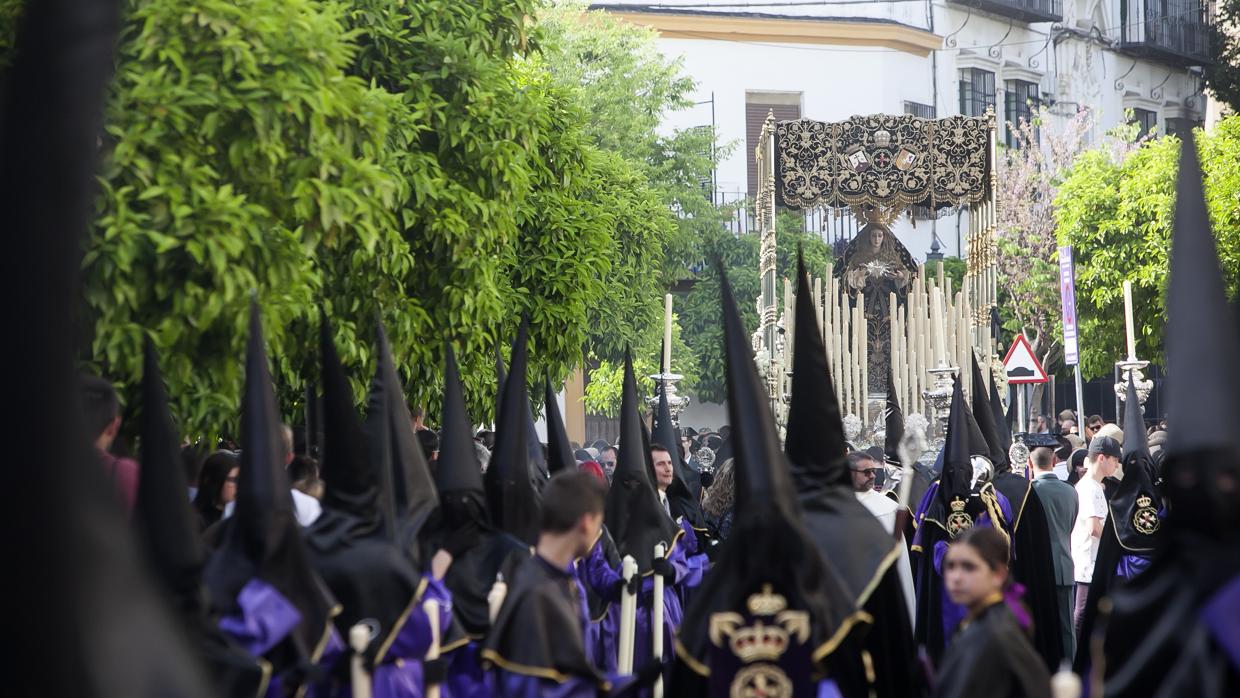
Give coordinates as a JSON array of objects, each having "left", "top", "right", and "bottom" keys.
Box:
[
  {"left": 80, "top": 0, "right": 684, "bottom": 436},
  {"left": 1055, "top": 116, "right": 1240, "bottom": 378},
  {"left": 992, "top": 107, "right": 1137, "bottom": 373},
  {"left": 1206, "top": 0, "right": 1240, "bottom": 115},
  {"left": 535, "top": 1, "right": 731, "bottom": 283},
  {"left": 85, "top": 0, "right": 409, "bottom": 437}
]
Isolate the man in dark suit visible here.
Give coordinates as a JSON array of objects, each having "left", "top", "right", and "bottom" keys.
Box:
[{"left": 1028, "top": 433, "right": 1079, "bottom": 660}]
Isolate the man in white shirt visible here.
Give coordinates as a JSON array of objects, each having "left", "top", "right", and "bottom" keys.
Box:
[
  {"left": 651, "top": 443, "right": 675, "bottom": 517},
  {"left": 849, "top": 451, "right": 916, "bottom": 624},
  {"left": 1071, "top": 435, "right": 1121, "bottom": 633}
]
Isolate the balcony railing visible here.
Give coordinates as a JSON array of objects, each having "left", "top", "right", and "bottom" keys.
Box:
[
  {"left": 1120, "top": 3, "right": 1212, "bottom": 66},
  {"left": 949, "top": 0, "right": 1063, "bottom": 24}
]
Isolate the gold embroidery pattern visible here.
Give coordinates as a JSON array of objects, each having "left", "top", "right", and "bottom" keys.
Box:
[
  {"left": 776, "top": 114, "right": 990, "bottom": 211},
  {"left": 709, "top": 585, "right": 808, "bottom": 698}
]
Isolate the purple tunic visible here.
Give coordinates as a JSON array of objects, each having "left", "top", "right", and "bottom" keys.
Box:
[{"left": 220, "top": 578, "right": 344, "bottom": 698}]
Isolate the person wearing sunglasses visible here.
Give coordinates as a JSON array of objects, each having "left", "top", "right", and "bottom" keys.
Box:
[{"left": 848, "top": 450, "right": 883, "bottom": 494}]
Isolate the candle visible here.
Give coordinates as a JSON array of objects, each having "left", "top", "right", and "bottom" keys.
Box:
[
  {"left": 1123, "top": 281, "right": 1136, "bottom": 360},
  {"left": 931, "top": 285, "right": 946, "bottom": 366},
  {"left": 663, "top": 294, "right": 673, "bottom": 374}
]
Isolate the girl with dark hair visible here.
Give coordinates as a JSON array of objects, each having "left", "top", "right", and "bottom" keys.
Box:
[
  {"left": 933, "top": 526, "right": 1051, "bottom": 698},
  {"left": 192, "top": 451, "right": 239, "bottom": 531},
  {"left": 700, "top": 457, "right": 735, "bottom": 542},
  {"left": 1067, "top": 448, "right": 1088, "bottom": 486}
]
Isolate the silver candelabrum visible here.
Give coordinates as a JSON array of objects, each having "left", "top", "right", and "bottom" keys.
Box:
[
  {"left": 1114, "top": 359, "right": 1153, "bottom": 406},
  {"left": 648, "top": 372, "right": 691, "bottom": 429},
  {"left": 922, "top": 363, "right": 959, "bottom": 444}
]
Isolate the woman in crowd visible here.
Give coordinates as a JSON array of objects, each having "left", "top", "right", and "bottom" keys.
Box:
[
  {"left": 700, "top": 457, "right": 734, "bottom": 542},
  {"left": 192, "top": 450, "right": 239, "bottom": 531},
  {"left": 933, "top": 526, "right": 1050, "bottom": 698}
]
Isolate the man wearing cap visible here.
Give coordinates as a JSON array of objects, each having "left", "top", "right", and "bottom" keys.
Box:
[
  {"left": 1028, "top": 433, "right": 1079, "bottom": 660},
  {"left": 1071, "top": 435, "right": 1122, "bottom": 632}
]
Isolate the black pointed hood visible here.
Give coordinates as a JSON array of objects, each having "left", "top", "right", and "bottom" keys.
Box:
[
  {"left": 940, "top": 376, "right": 978, "bottom": 509},
  {"left": 971, "top": 352, "right": 1010, "bottom": 470},
  {"left": 652, "top": 374, "right": 704, "bottom": 525},
  {"left": 785, "top": 252, "right": 850, "bottom": 488},
  {"left": 884, "top": 361, "right": 904, "bottom": 468},
  {"left": 783, "top": 252, "right": 903, "bottom": 605},
  {"left": 318, "top": 312, "right": 383, "bottom": 530},
  {"left": 485, "top": 318, "right": 543, "bottom": 544},
  {"left": 204, "top": 302, "right": 338, "bottom": 674},
  {"left": 366, "top": 318, "right": 438, "bottom": 550},
  {"left": 138, "top": 339, "right": 269, "bottom": 695},
  {"left": 1161, "top": 133, "right": 1240, "bottom": 539},
  {"left": 5, "top": 1, "right": 209, "bottom": 692},
  {"left": 604, "top": 350, "right": 679, "bottom": 571},
  {"left": 136, "top": 338, "right": 205, "bottom": 615},
  {"left": 438, "top": 343, "right": 487, "bottom": 497},
  {"left": 1107, "top": 375, "right": 1162, "bottom": 553},
  {"left": 988, "top": 374, "right": 1011, "bottom": 456},
  {"left": 676, "top": 265, "right": 866, "bottom": 680},
  {"left": 544, "top": 377, "right": 574, "bottom": 475}
]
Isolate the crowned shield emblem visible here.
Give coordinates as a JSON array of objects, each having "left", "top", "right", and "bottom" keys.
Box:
[
  {"left": 708, "top": 585, "right": 811, "bottom": 698},
  {"left": 1132, "top": 495, "right": 1160, "bottom": 535},
  {"left": 946, "top": 497, "right": 973, "bottom": 538}
]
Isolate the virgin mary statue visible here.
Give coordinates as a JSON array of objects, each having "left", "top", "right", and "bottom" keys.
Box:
[{"left": 832, "top": 221, "right": 919, "bottom": 394}]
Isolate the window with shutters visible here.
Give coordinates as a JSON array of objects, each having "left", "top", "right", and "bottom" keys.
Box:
[
  {"left": 1004, "top": 79, "right": 1039, "bottom": 148},
  {"left": 746, "top": 92, "right": 801, "bottom": 199},
  {"left": 958, "top": 68, "right": 995, "bottom": 117},
  {"left": 904, "top": 101, "right": 937, "bottom": 119},
  {"left": 1128, "top": 108, "right": 1158, "bottom": 135}
]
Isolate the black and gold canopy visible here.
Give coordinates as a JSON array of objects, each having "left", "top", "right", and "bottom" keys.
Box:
[{"left": 775, "top": 114, "right": 993, "bottom": 212}]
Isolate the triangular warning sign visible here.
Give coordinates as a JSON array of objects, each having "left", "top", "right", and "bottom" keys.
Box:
[{"left": 1003, "top": 335, "right": 1048, "bottom": 384}]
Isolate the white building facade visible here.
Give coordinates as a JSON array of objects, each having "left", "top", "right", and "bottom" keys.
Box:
[{"left": 594, "top": 0, "right": 1211, "bottom": 261}]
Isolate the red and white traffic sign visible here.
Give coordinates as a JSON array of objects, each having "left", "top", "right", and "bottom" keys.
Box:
[{"left": 1002, "top": 335, "right": 1048, "bottom": 384}]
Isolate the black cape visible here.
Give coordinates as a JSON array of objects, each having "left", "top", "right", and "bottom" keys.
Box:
[
  {"left": 971, "top": 353, "right": 1061, "bottom": 668},
  {"left": 136, "top": 340, "right": 270, "bottom": 696},
  {"left": 435, "top": 342, "right": 531, "bottom": 638},
  {"left": 991, "top": 473, "right": 1063, "bottom": 669},
  {"left": 481, "top": 554, "right": 608, "bottom": 689},
  {"left": 304, "top": 315, "right": 423, "bottom": 671},
  {"left": 912, "top": 378, "right": 1008, "bottom": 665},
  {"left": 933, "top": 599, "right": 1051, "bottom": 698},
  {"left": 203, "top": 305, "right": 339, "bottom": 690}
]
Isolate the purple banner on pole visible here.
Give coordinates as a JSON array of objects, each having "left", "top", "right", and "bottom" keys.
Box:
[{"left": 1059, "top": 246, "right": 1080, "bottom": 366}]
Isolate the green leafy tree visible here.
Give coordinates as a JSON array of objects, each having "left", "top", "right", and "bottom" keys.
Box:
[
  {"left": 536, "top": 1, "right": 731, "bottom": 284},
  {"left": 81, "top": 0, "right": 686, "bottom": 436},
  {"left": 1206, "top": 0, "right": 1240, "bottom": 114},
  {"left": 339, "top": 0, "right": 543, "bottom": 418},
  {"left": 84, "top": 0, "right": 409, "bottom": 438},
  {"left": 1055, "top": 116, "right": 1240, "bottom": 378}
]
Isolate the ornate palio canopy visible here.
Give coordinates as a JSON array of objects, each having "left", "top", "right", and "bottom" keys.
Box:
[{"left": 774, "top": 114, "right": 993, "bottom": 213}]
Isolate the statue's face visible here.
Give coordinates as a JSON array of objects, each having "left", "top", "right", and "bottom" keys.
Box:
[{"left": 869, "top": 226, "right": 885, "bottom": 252}]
